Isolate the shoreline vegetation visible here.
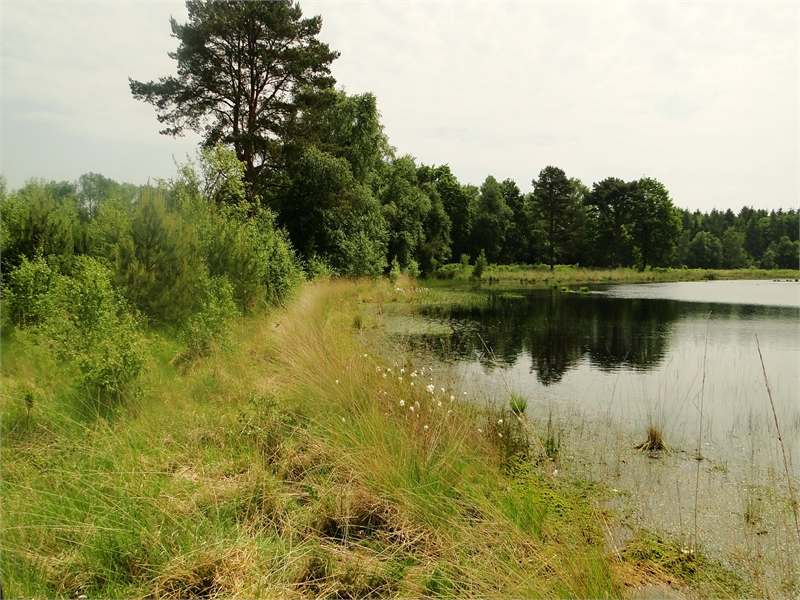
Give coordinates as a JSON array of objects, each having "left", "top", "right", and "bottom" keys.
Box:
[
  {"left": 1, "top": 275, "right": 775, "bottom": 598},
  {"left": 425, "top": 263, "right": 800, "bottom": 287},
  {"left": 3, "top": 0, "right": 797, "bottom": 594}
]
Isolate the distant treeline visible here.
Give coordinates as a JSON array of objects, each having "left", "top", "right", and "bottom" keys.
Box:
[{"left": 119, "top": 0, "right": 796, "bottom": 278}]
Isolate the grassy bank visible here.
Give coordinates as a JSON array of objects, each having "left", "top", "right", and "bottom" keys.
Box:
[
  {"left": 2, "top": 277, "right": 751, "bottom": 597},
  {"left": 427, "top": 264, "right": 799, "bottom": 287}
]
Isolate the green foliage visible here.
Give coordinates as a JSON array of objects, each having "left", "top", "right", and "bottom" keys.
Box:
[
  {"left": 0, "top": 180, "right": 80, "bottom": 275},
  {"left": 114, "top": 189, "right": 201, "bottom": 324},
  {"left": 388, "top": 257, "right": 401, "bottom": 284},
  {"left": 417, "top": 164, "right": 473, "bottom": 261},
  {"left": 768, "top": 235, "right": 799, "bottom": 269},
  {"left": 41, "top": 257, "right": 146, "bottom": 397},
  {"left": 472, "top": 249, "right": 488, "bottom": 279},
  {"left": 416, "top": 182, "right": 452, "bottom": 276},
  {"left": 686, "top": 231, "right": 723, "bottom": 269},
  {"left": 471, "top": 175, "right": 513, "bottom": 264},
  {"left": 404, "top": 259, "right": 421, "bottom": 279},
  {"left": 305, "top": 90, "right": 392, "bottom": 185},
  {"left": 282, "top": 146, "right": 388, "bottom": 277},
  {"left": 531, "top": 166, "right": 574, "bottom": 271},
  {"left": 722, "top": 227, "right": 748, "bottom": 269},
  {"left": 3, "top": 254, "right": 58, "bottom": 327},
  {"left": 176, "top": 144, "right": 248, "bottom": 207},
  {"left": 509, "top": 393, "right": 528, "bottom": 416},
  {"left": 183, "top": 276, "right": 238, "bottom": 355},
  {"left": 588, "top": 177, "right": 637, "bottom": 267},
  {"left": 130, "top": 0, "right": 339, "bottom": 199},
  {"left": 380, "top": 155, "right": 431, "bottom": 270},
  {"left": 202, "top": 202, "right": 301, "bottom": 310},
  {"left": 630, "top": 177, "right": 681, "bottom": 270}
]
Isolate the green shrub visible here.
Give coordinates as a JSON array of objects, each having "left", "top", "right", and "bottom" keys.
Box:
[
  {"left": 404, "top": 259, "right": 420, "bottom": 279},
  {"left": 201, "top": 202, "right": 302, "bottom": 311},
  {"left": 472, "top": 249, "right": 487, "bottom": 279},
  {"left": 183, "top": 276, "right": 238, "bottom": 355},
  {"left": 388, "top": 257, "right": 401, "bottom": 283},
  {"left": 3, "top": 254, "right": 58, "bottom": 326},
  {"left": 43, "top": 256, "right": 146, "bottom": 397},
  {"left": 114, "top": 189, "right": 201, "bottom": 324}
]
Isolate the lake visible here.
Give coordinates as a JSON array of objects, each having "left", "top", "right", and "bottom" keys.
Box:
[{"left": 394, "top": 279, "right": 800, "bottom": 590}]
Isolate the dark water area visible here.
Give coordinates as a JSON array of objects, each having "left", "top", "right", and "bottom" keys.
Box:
[{"left": 417, "top": 283, "right": 798, "bottom": 388}]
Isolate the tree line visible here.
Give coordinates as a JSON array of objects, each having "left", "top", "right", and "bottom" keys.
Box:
[
  {"left": 1, "top": 0, "right": 796, "bottom": 400},
  {"left": 123, "top": 0, "right": 796, "bottom": 276}
]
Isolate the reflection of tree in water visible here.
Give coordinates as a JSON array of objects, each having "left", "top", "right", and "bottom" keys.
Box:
[{"left": 422, "top": 290, "right": 681, "bottom": 385}]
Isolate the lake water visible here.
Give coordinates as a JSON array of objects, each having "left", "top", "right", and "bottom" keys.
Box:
[{"left": 396, "top": 280, "right": 800, "bottom": 588}]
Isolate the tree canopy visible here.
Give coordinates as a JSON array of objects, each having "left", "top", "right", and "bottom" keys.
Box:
[{"left": 130, "top": 0, "right": 339, "bottom": 200}]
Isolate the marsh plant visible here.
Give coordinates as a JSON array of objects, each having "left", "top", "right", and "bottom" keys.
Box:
[
  {"left": 634, "top": 424, "right": 669, "bottom": 453},
  {"left": 509, "top": 393, "right": 528, "bottom": 417}
]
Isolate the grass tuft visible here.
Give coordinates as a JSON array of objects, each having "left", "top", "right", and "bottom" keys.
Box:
[
  {"left": 634, "top": 425, "right": 669, "bottom": 453},
  {"left": 509, "top": 393, "right": 528, "bottom": 417}
]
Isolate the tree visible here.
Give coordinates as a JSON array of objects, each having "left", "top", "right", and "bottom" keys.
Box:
[
  {"left": 530, "top": 166, "right": 572, "bottom": 271},
  {"left": 588, "top": 177, "right": 636, "bottom": 267},
  {"left": 768, "top": 236, "right": 799, "bottom": 269},
  {"left": 379, "top": 156, "right": 431, "bottom": 271},
  {"left": 499, "top": 178, "right": 529, "bottom": 264},
  {"left": 130, "top": 0, "right": 339, "bottom": 201},
  {"left": 417, "top": 164, "right": 473, "bottom": 261},
  {"left": 722, "top": 227, "right": 747, "bottom": 269},
  {"left": 685, "top": 231, "right": 722, "bottom": 269},
  {"left": 471, "top": 175, "right": 513, "bottom": 263},
  {"left": 630, "top": 177, "right": 681, "bottom": 270},
  {"left": 281, "top": 146, "right": 387, "bottom": 277}
]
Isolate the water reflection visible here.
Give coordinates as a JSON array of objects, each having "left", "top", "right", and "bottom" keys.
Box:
[
  {"left": 421, "top": 290, "right": 683, "bottom": 385},
  {"left": 402, "top": 282, "right": 799, "bottom": 584},
  {"left": 418, "top": 288, "right": 799, "bottom": 387}
]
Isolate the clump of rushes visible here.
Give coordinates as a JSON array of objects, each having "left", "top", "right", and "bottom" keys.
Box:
[
  {"left": 509, "top": 393, "right": 528, "bottom": 417},
  {"left": 635, "top": 425, "right": 669, "bottom": 453}
]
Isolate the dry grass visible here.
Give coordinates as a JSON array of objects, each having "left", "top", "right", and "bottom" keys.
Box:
[
  {"left": 4, "top": 275, "right": 752, "bottom": 598},
  {"left": 634, "top": 425, "right": 670, "bottom": 453}
]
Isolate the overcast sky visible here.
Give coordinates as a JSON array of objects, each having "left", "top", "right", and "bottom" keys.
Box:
[{"left": 2, "top": 1, "right": 797, "bottom": 213}]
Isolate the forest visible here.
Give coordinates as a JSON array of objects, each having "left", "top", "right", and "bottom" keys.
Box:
[{"left": 1, "top": 0, "right": 798, "bottom": 398}]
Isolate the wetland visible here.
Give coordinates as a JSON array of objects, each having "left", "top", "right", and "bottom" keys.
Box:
[{"left": 395, "top": 279, "right": 800, "bottom": 595}]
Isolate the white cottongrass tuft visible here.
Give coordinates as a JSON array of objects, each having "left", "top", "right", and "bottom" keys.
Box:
[{"left": 426, "top": 384, "right": 435, "bottom": 394}]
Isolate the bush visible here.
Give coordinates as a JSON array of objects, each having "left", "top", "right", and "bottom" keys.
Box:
[
  {"left": 388, "top": 258, "right": 401, "bottom": 284},
  {"left": 404, "top": 259, "right": 420, "bottom": 279},
  {"left": 472, "top": 249, "right": 487, "bottom": 279},
  {"left": 114, "top": 189, "right": 201, "bottom": 324},
  {"left": 43, "top": 257, "right": 146, "bottom": 397},
  {"left": 3, "top": 254, "right": 57, "bottom": 326},
  {"left": 183, "top": 276, "right": 238, "bottom": 356}
]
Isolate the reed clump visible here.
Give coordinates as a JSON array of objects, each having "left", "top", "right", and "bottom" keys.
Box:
[{"left": 634, "top": 425, "right": 670, "bottom": 453}]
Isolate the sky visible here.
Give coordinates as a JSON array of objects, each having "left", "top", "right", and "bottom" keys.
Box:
[{"left": 2, "top": 1, "right": 798, "bottom": 213}]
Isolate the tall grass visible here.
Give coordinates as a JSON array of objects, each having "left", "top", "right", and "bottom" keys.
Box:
[{"left": 2, "top": 277, "right": 626, "bottom": 598}]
